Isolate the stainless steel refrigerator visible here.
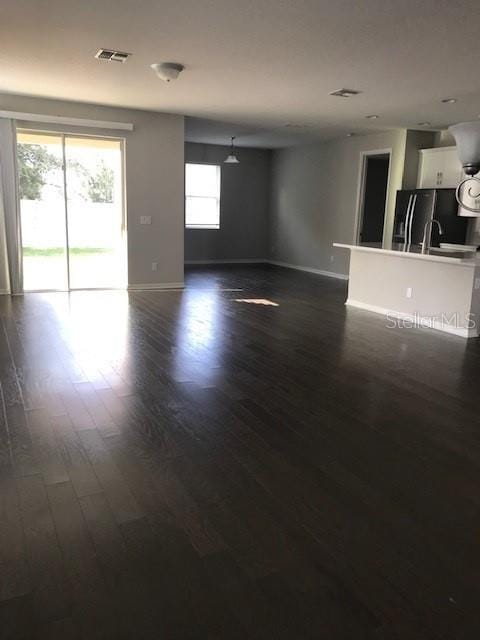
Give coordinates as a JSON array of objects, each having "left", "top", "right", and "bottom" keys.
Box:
[{"left": 392, "top": 189, "right": 468, "bottom": 249}]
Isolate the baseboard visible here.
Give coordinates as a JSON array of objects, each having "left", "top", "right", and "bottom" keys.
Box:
[
  {"left": 268, "top": 260, "right": 349, "bottom": 280},
  {"left": 185, "top": 259, "right": 268, "bottom": 265},
  {"left": 346, "top": 299, "right": 478, "bottom": 339},
  {"left": 127, "top": 282, "right": 184, "bottom": 291},
  {"left": 184, "top": 258, "right": 348, "bottom": 281},
  {"left": 0, "top": 289, "right": 10, "bottom": 295}
]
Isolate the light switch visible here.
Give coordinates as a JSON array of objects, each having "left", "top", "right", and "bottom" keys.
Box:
[
  {"left": 140, "top": 216, "right": 152, "bottom": 225},
  {"left": 406, "top": 287, "right": 413, "bottom": 298}
]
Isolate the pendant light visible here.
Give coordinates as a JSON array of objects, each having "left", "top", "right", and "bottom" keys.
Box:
[
  {"left": 224, "top": 136, "right": 240, "bottom": 164},
  {"left": 449, "top": 121, "right": 480, "bottom": 214}
]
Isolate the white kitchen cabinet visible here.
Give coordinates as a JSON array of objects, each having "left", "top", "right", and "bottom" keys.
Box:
[
  {"left": 417, "top": 146, "right": 480, "bottom": 217},
  {"left": 417, "top": 147, "right": 463, "bottom": 189}
]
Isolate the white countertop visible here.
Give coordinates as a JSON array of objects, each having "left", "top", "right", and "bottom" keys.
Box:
[{"left": 333, "top": 243, "right": 479, "bottom": 267}]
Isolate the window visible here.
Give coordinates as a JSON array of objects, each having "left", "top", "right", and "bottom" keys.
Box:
[{"left": 185, "top": 163, "right": 221, "bottom": 229}]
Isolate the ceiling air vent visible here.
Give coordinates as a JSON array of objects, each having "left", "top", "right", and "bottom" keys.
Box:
[
  {"left": 95, "top": 49, "right": 131, "bottom": 63},
  {"left": 329, "top": 88, "right": 361, "bottom": 98}
]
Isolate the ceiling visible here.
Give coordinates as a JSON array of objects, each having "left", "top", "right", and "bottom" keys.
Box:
[{"left": 1, "top": 0, "right": 480, "bottom": 148}]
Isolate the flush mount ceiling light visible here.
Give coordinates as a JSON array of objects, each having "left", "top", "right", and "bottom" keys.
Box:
[
  {"left": 449, "top": 121, "right": 480, "bottom": 214},
  {"left": 150, "top": 62, "right": 184, "bottom": 82},
  {"left": 224, "top": 136, "right": 240, "bottom": 164},
  {"left": 329, "top": 88, "right": 361, "bottom": 98},
  {"left": 365, "top": 114, "right": 380, "bottom": 119},
  {"left": 346, "top": 132, "right": 355, "bottom": 137},
  {"left": 418, "top": 122, "right": 431, "bottom": 126},
  {"left": 442, "top": 98, "right": 457, "bottom": 104}
]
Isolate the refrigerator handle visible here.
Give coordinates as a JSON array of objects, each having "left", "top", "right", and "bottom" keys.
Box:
[
  {"left": 429, "top": 190, "right": 438, "bottom": 246},
  {"left": 407, "top": 194, "right": 417, "bottom": 249},
  {"left": 403, "top": 195, "right": 413, "bottom": 251}
]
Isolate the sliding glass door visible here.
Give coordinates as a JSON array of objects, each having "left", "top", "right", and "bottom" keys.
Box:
[
  {"left": 17, "top": 131, "right": 126, "bottom": 291},
  {"left": 17, "top": 132, "right": 68, "bottom": 291},
  {"left": 65, "top": 136, "right": 125, "bottom": 289}
]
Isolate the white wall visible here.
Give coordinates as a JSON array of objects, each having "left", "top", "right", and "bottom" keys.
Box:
[
  {"left": 347, "top": 249, "right": 479, "bottom": 336},
  {"left": 269, "top": 130, "right": 408, "bottom": 277},
  {"left": 0, "top": 93, "right": 185, "bottom": 289}
]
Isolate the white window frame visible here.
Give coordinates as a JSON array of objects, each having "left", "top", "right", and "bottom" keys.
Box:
[{"left": 185, "top": 162, "right": 221, "bottom": 230}]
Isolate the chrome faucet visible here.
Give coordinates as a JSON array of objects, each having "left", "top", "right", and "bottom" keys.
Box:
[{"left": 421, "top": 218, "right": 444, "bottom": 254}]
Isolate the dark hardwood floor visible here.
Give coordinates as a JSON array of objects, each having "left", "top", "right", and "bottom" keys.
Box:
[{"left": 1, "top": 264, "right": 480, "bottom": 639}]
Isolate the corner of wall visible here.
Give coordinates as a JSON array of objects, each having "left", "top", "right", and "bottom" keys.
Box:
[{"left": 402, "top": 129, "right": 437, "bottom": 190}]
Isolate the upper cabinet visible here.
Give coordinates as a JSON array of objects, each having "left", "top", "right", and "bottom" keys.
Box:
[
  {"left": 417, "top": 146, "right": 480, "bottom": 216},
  {"left": 417, "top": 146, "right": 463, "bottom": 189}
]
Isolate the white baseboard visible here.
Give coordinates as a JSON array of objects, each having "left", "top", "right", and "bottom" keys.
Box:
[
  {"left": 346, "top": 299, "right": 478, "bottom": 339},
  {"left": 127, "top": 282, "right": 184, "bottom": 291},
  {"left": 185, "top": 259, "right": 267, "bottom": 265},
  {"left": 0, "top": 289, "right": 10, "bottom": 295},
  {"left": 185, "top": 258, "right": 349, "bottom": 280},
  {"left": 268, "top": 260, "right": 349, "bottom": 280}
]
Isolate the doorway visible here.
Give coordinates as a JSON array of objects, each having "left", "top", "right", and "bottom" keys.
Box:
[
  {"left": 356, "top": 152, "right": 391, "bottom": 245},
  {"left": 17, "top": 131, "right": 126, "bottom": 291}
]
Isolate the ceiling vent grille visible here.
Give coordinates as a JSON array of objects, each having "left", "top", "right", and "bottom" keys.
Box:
[
  {"left": 95, "top": 49, "right": 131, "bottom": 63},
  {"left": 329, "top": 88, "right": 361, "bottom": 98}
]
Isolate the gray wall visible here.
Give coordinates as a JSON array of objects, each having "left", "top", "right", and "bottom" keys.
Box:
[
  {"left": 0, "top": 91, "right": 447, "bottom": 290},
  {"left": 184, "top": 142, "right": 271, "bottom": 262},
  {"left": 402, "top": 130, "right": 436, "bottom": 189},
  {"left": 0, "top": 93, "right": 185, "bottom": 288},
  {"left": 269, "top": 129, "right": 409, "bottom": 277},
  {"left": 434, "top": 130, "right": 456, "bottom": 148}
]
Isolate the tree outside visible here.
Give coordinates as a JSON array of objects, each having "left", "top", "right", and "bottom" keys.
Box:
[
  {"left": 88, "top": 160, "right": 114, "bottom": 203},
  {"left": 17, "top": 144, "right": 61, "bottom": 200},
  {"left": 17, "top": 144, "right": 115, "bottom": 204}
]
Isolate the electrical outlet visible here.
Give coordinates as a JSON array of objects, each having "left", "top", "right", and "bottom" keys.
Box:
[
  {"left": 151, "top": 262, "right": 158, "bottom": 272},
  {"left": 140, "top": 216, "right": 152, "bottom": 225},
  {"left": 406, "top": 287, "right": 413, "bottom": 299}
]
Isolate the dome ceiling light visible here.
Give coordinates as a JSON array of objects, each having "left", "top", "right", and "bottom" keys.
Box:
[{"left": 150, "top": 62, "right": 184, "bottom": 82}]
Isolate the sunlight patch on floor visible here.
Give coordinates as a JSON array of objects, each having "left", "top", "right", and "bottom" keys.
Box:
[{"left": 234, "top": 298, "right": 279, "bottom": 307}]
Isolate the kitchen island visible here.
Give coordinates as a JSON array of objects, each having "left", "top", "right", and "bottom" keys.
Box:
[{"left": 334, "top": 243, "right": 480, "bottom": 338}]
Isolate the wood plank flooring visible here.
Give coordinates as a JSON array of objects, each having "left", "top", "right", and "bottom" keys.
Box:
[{"left": 1, "top": 264, "right": 480, "bottom": 638}]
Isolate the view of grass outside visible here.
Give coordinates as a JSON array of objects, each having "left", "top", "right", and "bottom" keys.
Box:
[{"left": 23, "top": 247, "right": 111, "bottom": 256}]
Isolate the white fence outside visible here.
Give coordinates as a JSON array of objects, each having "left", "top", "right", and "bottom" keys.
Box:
[{"left": 20, "top": 199, "right": 121, "bottom": 249}]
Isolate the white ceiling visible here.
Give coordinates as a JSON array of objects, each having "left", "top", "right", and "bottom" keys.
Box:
[{"left": 1, "top": 0, "right": 480, "bottom": 148}]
